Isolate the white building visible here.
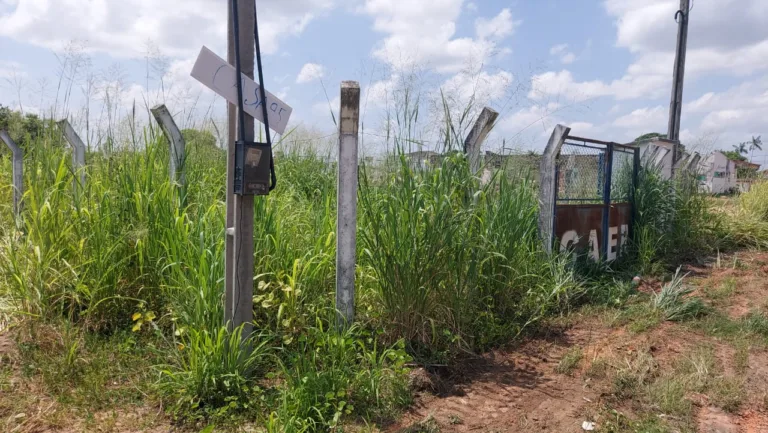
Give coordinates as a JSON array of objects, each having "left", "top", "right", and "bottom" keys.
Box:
[{"left": 699, "top": 151, "right": 737, "bottom": 194}]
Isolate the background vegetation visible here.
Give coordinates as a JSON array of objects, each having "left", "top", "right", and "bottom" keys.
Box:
[{"left": 1, "top": 102, "right": 767, "bottom": 431}]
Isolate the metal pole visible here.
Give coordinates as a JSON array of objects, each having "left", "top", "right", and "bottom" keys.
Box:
[
  {"left": 0, "top": 130, "right": 23, "bottom": 217},
  {"left": 336, "top": 81, "right": 360, "bottom": 329},
  {"left": 225, "top": 0, "right": 256, "bottom": 338},
  {"left": 601, "top": 144, "right": 614, "bottom": 261},
  {"left": 667, "top": 0, "right": 690, "bottom": 174}
]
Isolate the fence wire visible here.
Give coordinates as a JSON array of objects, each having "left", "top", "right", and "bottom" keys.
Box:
[
  {"left": 556, "top": 141, "right": 605, "bottom": 204},
  {"left": 556, "top": 140, "right": 636, "bottom": 205}
]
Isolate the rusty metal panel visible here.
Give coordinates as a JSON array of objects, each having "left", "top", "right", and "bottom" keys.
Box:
[{"left": 555, "top": 203, "right": 632, "bottom": 260}]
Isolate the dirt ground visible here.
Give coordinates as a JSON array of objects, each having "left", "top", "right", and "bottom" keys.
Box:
[
  {"left": 3, "top": 250, "right": 768, "bottom": 432},
  {"left": 394, "top": 251, "right": 768, "bottom": 433}
]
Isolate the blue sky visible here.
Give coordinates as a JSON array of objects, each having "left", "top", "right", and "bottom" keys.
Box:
[{"left": 1, "top": 0, "right": 767, "bottom": 163}]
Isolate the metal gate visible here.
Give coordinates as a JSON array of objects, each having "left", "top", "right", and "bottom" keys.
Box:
[{"left": 540, "top": 126, "right": 639, "bottom": 261}]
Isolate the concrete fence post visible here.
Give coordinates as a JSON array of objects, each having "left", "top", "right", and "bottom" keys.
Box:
[
  {"left": 150, "top": 104, "right": 187, "bottom": 190},
  {"left": 57, "top": 119, "right": 87, "bottom": 190},
  {"left": 538, "top": 124, "right": 571, "bottom": 254},
  {"left": 464, "top": 107, "right": 499, "bottom": 174},
  {"left": 336, "top": 81, "right": 360, "bottom": 329},
  {"left": 0, "top": 130, "right": 23, "bottom": 217}
]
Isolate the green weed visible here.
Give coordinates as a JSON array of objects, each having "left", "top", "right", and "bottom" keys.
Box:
[{"left": 555, "top": 347, "right": 583, "bottom": 375}]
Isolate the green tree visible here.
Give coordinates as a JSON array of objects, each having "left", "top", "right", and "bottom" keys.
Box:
[
  {"left": 0, "top": 104, "right": 49, "bottom": 147},
  {"left": 749, "top": 135, "right": 762, "bottom": 162},
  {"left": 721, "top": 150, "right": 747, "bottom": 162},
  {"left": 733, "top": 141, "right": 749, "bottom": 156},
  {"left": 182, "top": 128, "right": 218, "bottom": 150},
  {"left": 634, "top": 132, "right": 667, "bottom": 142}
]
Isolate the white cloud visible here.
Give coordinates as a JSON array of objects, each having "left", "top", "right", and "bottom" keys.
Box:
[
  {"left": 296, "top": 63, "right": 325, "bottom": 84},
  {"left": 612, "top": 106, "right": 667, "bottom": 129},
  {"left": 549, "top": 44, "right": 577, "bottom": 65},
  {"left": 530, "top": 0, "right": 768, "bottom": 104},
  {"left": 605, "top": 0, "right": 768, "bottom": 53},
  {"left": 362, "top": 1, "right": 518, "bottom": 73},
  {"left": 466, "top": 2, "right": 478, "bottom": 12},
  {"left": 440, "top": 70, "right": 513, "bottom": 105},
  {"left": 684, "top": 76, "right": 768, "bottom": 137},
  {"left": 494, "top": 103, "right": 605, "bottom": 150},
  {"left": 560, "top": 52, "right": 576, "bottom": 65},
  {"left": 604, "top": 0, "right": 768, "bottom": 77},
  {"left": 0, "top": 0, "right": 335, "bottom": 58},
  {"left": 549, "top": 44, "right": 567, "bottom": 56},
  {"left": 362, "top": 74, "right": 400, "bottom": 109},
  {"left": 499, "top": 103, "right": 563, "bottom": 135},
  {"left": 529, "top": 69, "right": 668, "bottom": 102},
  {"left": 475, "top": 9, "right": 518, "bottom": 40}
]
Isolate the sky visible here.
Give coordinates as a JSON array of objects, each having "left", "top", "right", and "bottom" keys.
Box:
[{"left": 1, "top": 0, "right": 767, "bottom": 163}]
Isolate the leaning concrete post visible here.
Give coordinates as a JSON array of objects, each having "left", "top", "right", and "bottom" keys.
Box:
[
  {"left": 336, "top": 81, "right": 360, "bottom": 329},
  {"left": 464, "top": 107, "right": 499, "bottom": 174},
  {"left": 57, "top": 119, "right": 87, "bottom": 190},
  {"left": 0, "top": 130, "right": 23, "bottom": 216},
  {"left": 150, "top": 104, "right": 186, "bottom": 190},
  {"left": 538, "top": 124, "right": 571, "bottom": 254}
]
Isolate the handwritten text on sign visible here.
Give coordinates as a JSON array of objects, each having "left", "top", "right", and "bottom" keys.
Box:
[{"left": 191, "top": 46, "right": 292, "bottom": 134}]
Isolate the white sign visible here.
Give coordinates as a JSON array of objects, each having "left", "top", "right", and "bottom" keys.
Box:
[{"left": 191, "top": 46, "right": 292, "bottom": 134}]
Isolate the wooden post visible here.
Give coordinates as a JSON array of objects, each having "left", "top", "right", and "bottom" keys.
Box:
[
  {"left": 538, "top": 125, "right": 571, "bottom": 254},
  {"left": 0, "top": 130, "right": 23, "bottom": 216},
  {"left": 464, "top": 107, "right": 499, "bottom": 174},
  {"left": 57, "top": 119, "right": 86, "bottom": 189},
  {"left": 225, "top": 0, "right": 255, "bottom": 338},
  {"left": 150, "top": 104, "right": 187, "bottom": 190},
  {"left": 336, "top": 81, "right": 360, "bottom": 328}
]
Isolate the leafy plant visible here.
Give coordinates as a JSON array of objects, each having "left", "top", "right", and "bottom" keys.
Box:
[
  {"left": 155, "top": 325, "right": 271, "bottom": 421},
  {"left": 651, "top": 268, "right": 708, "bottom": 322}
]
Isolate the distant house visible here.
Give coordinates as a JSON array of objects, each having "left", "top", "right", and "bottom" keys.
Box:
[
  {"left": 698, "top": 152, "right": 761, "bottom": 194},
  {"left": 405, "top": 150, "right": 442, "bottom": 170},
  {"left": 733, "top": 160, "right": 762, "bottom": 192},
  {"left": 484, "top": 151, "right": 513, "bottom": 169}
]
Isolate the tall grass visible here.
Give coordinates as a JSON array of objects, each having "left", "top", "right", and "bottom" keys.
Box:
[
  {"left": 632, "top": 164, "right": 719, "bottom": 270},
  {"left": 359, "top": 128, "right": 580, "bottom": 361},
  {"left": 2, "top": 105, "right": 766, "bottom": 429}
]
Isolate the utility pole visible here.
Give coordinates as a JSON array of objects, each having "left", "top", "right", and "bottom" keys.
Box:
[
  {"left": 225, "top": 0, "right": 256, "bottom": 338},
  {"left": 667, "top": 0, "right": 690, "bottom": 175}
]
